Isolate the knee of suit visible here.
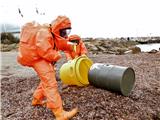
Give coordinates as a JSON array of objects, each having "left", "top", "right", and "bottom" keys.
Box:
[
  {"left": 38, "top": 71, "right": 57, "bottom": 84},
  {"left": 33, "top": 92, "right": 44, "bottom": 100}
]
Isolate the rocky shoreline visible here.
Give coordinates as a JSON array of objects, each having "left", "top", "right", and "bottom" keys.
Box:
[
  {"left": 1, "top": 37, "right": 160, "bottom": 55},
  {"left": 83, "top": 37, "right": 160, "bottom": 54},
  {"left": 83, "top": 39, "right": 140, "bottom": 55},
  {"left": 1, "top": 37, "right": 160, "bottom": 120},
  {"left": 1, "top": 52, "right": 160, "bottom": 120}
]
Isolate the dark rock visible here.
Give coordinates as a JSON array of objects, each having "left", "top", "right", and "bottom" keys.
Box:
[
  {"left": 129, "top": 46, "right": 141, "bottom": 54},
  {"left": 148, "top": 49, "right": 158, "bottom": 54}
]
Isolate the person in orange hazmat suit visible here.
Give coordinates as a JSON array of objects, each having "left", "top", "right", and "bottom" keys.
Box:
[
  {"left": 17, "top": 16, "right": 78, "bottom": 120},
  {"left": 65, "top": 34, "right": 88, "bottom": 60}
]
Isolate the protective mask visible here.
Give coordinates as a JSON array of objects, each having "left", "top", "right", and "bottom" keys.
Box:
[
  {"left": 60, "top": 28, "right": 71, "bottom": 38},
  {"left": 66, "top": 29, "right": 71, "bottom": 36}
]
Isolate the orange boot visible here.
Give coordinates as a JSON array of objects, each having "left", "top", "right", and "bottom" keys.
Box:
[{"left": 53, "top": 107, "right": 78, "bottom": 120}]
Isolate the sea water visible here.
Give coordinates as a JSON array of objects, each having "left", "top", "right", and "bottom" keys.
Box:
[{"left": 136, "top": 43, "right": 160, "bottom": 52}]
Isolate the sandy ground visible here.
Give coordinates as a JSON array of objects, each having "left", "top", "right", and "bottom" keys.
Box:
[{"left": 1, "top": 52, "right": 160, "bottom": 120}]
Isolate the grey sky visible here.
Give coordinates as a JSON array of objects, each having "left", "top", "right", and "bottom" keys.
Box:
[{"left": 0, "top": 0, "right": 160, "bottom": 38}]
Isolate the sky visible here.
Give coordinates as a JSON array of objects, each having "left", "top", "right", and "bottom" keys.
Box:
[{"left": 0, "top": 0, "right": 160, "bottom": 38}]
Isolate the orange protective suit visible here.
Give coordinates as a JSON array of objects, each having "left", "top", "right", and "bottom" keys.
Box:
[
  {"left": 65, "top": 35, "right": 88, "bottom": 60},
  {"left": 17, "top": 16, "right": 78, "bottom": 119}
]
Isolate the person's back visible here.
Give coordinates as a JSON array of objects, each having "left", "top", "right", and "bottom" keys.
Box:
[
  {"left": 17, "top": 21, "right": 60, "bottom": 66},
  {"left": 18, "top": 22, "right": 43, "bottom": 66}
]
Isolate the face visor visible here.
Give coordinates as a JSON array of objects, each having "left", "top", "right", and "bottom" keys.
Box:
[
  {"left": 59, "top": 28, "right": 71, "bottom": 38},
  {"left": 70, "top": 39, "right": 80, "bottom": 44}
]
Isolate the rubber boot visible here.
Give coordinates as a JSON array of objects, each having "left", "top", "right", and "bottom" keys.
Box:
[{"left": 53, "top": 107, "right": 78, "bottom": 120}]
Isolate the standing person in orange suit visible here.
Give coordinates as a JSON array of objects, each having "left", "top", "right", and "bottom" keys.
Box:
[
  {"left": 65, "top": 34, "right": 88, "bottom": 60},
  {"left": 17, "top": 16, "right": 78, "bottom": 120}
]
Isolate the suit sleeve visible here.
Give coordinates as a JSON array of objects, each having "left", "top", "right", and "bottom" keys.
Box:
[
  {"left": 35, "top": 30, "right": 61, "bottom": 62},
  {"left": 64, "top": 51, "right": 73, "bottom": 60},
  {"left": 80, "top": 42, "right": 88, "bottom": 55},
  {"left": 55, "top": 35, "right": 73, "bottom": 51}
]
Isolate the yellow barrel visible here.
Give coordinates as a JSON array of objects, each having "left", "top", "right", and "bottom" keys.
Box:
[{"left": 60, "top": 56, "right": 93, "bottom": 86}]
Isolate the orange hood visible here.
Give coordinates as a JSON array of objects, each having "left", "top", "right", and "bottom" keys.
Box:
[{"left": 51, "top": 16, "right": 71, "bottom": 35}]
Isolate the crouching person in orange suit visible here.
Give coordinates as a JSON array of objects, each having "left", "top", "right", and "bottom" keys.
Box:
[{"left": 17, "top": 16, "right": 78, "bottom": 120}]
